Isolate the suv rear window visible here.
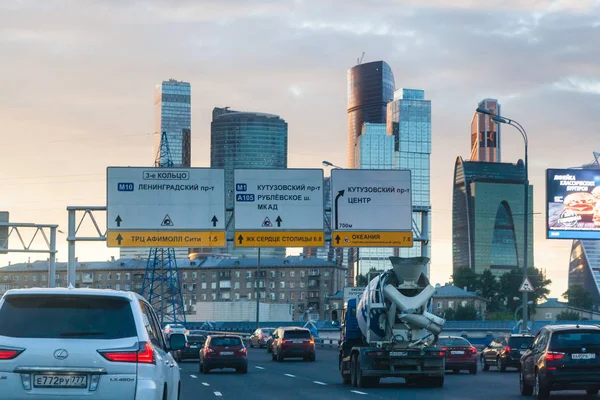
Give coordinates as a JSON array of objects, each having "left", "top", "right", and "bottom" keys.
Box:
[
  {"left": 187, "top": 335, "right": 206, "bottom": 343},
  {"left": 550, "top": 330, "right": 600, "bottom": 350},
  {"left": 0, "top": 295, "right": 137, "bottom": 339},
  {"left": 210, "top": 337, "right": 242, "bottom": 347},
  {"left": 438, "top": 337, "right": 470, "bottom": 347},
  {"left": 508, "top": 336, "right": 534, "bottom": 349},
  {"left": 283, "top": 330, "right": 311, "bottom": 339}
]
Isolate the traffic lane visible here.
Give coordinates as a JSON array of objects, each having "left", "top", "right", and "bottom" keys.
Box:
[
  {"left": 177, "top": 350, "right": 374, "bottom": 400},
  {"left": 177, "top": 350, "right": 595, "bottom": 400}
]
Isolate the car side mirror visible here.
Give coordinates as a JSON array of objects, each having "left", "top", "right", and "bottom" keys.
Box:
[{"left": 169, "top": 333, "right": 186, "bottom": 351}]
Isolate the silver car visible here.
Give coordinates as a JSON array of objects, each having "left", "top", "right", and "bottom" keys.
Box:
[{"left": 0, "top": 287, "right": 185, "bottom": 399}]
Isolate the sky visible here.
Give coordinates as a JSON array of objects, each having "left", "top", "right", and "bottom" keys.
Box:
[{"left": 1, "top": 0, "right": 600, "bottom": 298}]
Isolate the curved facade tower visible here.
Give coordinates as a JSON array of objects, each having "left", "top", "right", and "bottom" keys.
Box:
[
  {"left": 347, "top": 61, "right": 395, "bottom": 167},
  {"left": 192, "top": 107, "right": 288, "bottom": 258},
  {"left": 452, "top": 156, "right": 533, "bottom": 276}
]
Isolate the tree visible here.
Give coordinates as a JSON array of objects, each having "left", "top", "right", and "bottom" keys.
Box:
[
  {"left": 452, "top": 267, "right": 479, "bottom": 292},
  {"left": 562, "top": 284, "right": 593, "bottom": 310},
  {"left": 499, "top": 267, "right": 551, "bottom": 313},
  {"left": 354, "top": 268, "right": 380, "bottom": 287},
  {"left": 555, "top": 310, "right": 581, "bottom": 321},
  {"left": 454, "top": 304, "right": 477, "bottom": 320},
  {"left": 444, "top": 308, "right": 456, "bottom": 321},
  {"left": 478, "top": 269, "right": 502, "bottom": 311}
]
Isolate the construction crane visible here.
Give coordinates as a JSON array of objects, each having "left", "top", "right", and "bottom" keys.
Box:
[{"left": 357, "top": 52, "right": 365, "bottom": 65}]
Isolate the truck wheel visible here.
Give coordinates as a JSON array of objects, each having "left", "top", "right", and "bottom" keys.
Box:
[
  {"left": 350, "top": 354, "right": 358, "bottom": 387},
  {"left": 355, "top": 357, "right": 372, "bottom": 389},
  {"left": 430, "top": 376, "right": 444, "bottom": 388},
  {"left": 341, "top": 359, "right": 351, "bottom": 385}
]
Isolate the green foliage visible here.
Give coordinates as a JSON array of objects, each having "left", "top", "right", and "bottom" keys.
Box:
[
  {"left": 451, "top": 267, "right": 479, "bottom": 292},
  {"left": 454, "top": 304, "right": 478, "bottom": 320},
  {"left": 451, "top": 267, "right": 552, "bottom": 316},
  {"left": 555, "top": 310, "right": 581, "bottom": 321},
  {"left": 444, "top": 308, "right": 456, "bottom": 321},
  {"left": 562, "top": 284, "right": 593, "bottom": 310},
  {"left": 486, "top": 311, "right": 514, "bottom": 321}
]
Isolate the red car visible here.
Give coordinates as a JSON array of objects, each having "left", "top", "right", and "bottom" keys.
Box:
[
  {"left": 270, "top": 327, "right": 315, "bottom": 362},
  {"left": 438, "top": 335, "right": 478, "bottom": 374},
  {"left": 199, "top": 335, "right": 248, "bottom": 374}
]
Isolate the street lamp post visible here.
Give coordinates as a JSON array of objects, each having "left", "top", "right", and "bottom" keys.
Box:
[
  {"left": 476, "top": 107, "right": 530, "bottom": 333},
  {"left": 513, "top": 298, "right": 534, "bottom": 329}
]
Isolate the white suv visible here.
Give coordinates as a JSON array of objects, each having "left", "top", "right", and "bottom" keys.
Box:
[{"left": 0, "top": 287, "right": 185, "bottom": 399}]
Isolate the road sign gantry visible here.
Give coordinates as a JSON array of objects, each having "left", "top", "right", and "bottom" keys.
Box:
[
  {"left": 106, "top": 167, "right": 226, "bottom": 247},
  {"left": 330, "top": 169, "right": 414, "bottom": 247},
  {"left": 233, "top": 169, "right": 325, "bottom": 247}
]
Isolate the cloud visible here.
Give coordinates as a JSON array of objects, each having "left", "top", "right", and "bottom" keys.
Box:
[{"left": 1, "top": 0, "right": 599, "bottom": 293}]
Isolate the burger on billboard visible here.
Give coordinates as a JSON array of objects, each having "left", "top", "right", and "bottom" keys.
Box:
[{"left": 547, "top": 168, "right": 600, "bottom": 239}]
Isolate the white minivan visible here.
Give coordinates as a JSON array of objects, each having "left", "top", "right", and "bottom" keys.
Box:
[{"left": 0, "top": 287, "right": 185, "bottom": 400}]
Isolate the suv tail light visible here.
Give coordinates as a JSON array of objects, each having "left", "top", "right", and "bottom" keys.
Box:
[
  {"left": 545, "top": 351, "right": 565, "bottom": 361},
  {"left": 309, "top": 339, "right": 315, "bottom": 344},
  {"left": 98, "top": 342, "right": 155, "bottom": 364},
  {"left": 0, "top": 347, "right": 24, "bottom": 360},
  {"left": 239, "top": 348, "right": 247, "bottom": 354},
  {"left": 469, "top": 347, "right": 477, "bottom": 354},
  {"left": 504, "top": 346, "right": 511, "bottom": 354},
  {"left": 205, "top": 347, "right": 215, "bottom": 354}
]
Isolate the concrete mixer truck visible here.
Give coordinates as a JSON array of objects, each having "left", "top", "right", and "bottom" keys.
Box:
[{"left": 339, "top": 256, "right": 446, "bottom": 388}]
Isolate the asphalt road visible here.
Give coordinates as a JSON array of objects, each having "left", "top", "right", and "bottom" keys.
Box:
[{"left": 177, "top": 347, "right": 594, "bottom": 400}]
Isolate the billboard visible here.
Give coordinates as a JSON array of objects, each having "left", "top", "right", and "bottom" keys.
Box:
[{"left": 547, "top": 168, "right": 600, "bottom": 239}]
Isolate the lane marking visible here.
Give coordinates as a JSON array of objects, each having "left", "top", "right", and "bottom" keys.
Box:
[
  {"left": 351, "top": 390, "right": 367, "bottom": 395},
  {"left": 255, "top": 366, "right": 265, "bottom": 370},
  {"left": 313, "top": 381, "right": 327, "bottom": 385},
  {"left": 202, "top": 382, "right": 210, "bottom": 386},
  {"left": 214, "top": 392, "right": 222, "bottom": 397},
  {"left": 190, "top": 374, "right": 197, "bottom": 379},
  {"left": 284, "top": 373, "right": 296, "bottom": 378}
]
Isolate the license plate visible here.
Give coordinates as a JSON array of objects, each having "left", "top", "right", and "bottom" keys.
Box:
[
  {"left": 451, "top": 351, "right": 464, "bottom": 355},
  {"left": 390, "top": 351, "right": 408, "bottom": 357},
  {"left": 34, "top": 374, "right": 87, "bottom": 388},
  {"left": 292, "top": 340, "right": 303, "bottom": 344},
  {"left": 190, "top": 345, "right": 198, "bottom": 348},
  {"left": 572, "top": 353, "right": 596, "bottom": 360},
  {"left": 220, "top": 351, "right": 233, "bottom": 356}
]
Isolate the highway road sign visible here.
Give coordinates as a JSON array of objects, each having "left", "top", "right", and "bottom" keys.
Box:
[
  {"left": 234, "top": 231, "right": 324, "bottom": 247},
  {"left": 0, "top": 211, "right": 8, "bottom": 254},
  {"left": 331, "top": 169, "right": 412, "bottom": 247},
  {"left": 333, "top": 231, "right": 413, "bottom": 247},
  {"left": 233, "top": 168, "right": 324, "bottom": 231},
  {"left": 107, "top": 231, "right": 225, "bottom": 247},
  {"left": 343, "top": 286, "right": 365, "bottom": 303},
  {"left": 519, "top": 277, "right": 535, "bottom": 292},
  {"left": 106, "top": 167, "right": 226, "bottom": 234}
]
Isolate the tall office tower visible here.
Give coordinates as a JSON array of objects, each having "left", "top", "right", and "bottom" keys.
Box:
[
  {"left": 202, "top": 107, "right": 288, "bottom": 258},
  {"left": 353, "top": 122, "right": 397, "bottom": 276},
  {"left": 121, "top": 79, "right": 192, "bottom": 261},
  {"left": 386, "top": 88, "right": 432, "bottom": 276},
  {"left": 452, "top": 157, "right": 533, "bottom": 277},
  {"left": 347, "top": 61, "right": 395, "bottom": 168},
  {"left": 569, "top": 240, "right": 600, "bottom": 309},
  {"left": 470, "top": 98, "right": 501, "bottom": 162},
  {"left": 154, "top": 79, "right": 191, "bottom": 167}
]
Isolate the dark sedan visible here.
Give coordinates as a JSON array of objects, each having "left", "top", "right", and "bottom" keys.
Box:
[{"left": 174, "top": 333, "right": 206, "bottom": 362}]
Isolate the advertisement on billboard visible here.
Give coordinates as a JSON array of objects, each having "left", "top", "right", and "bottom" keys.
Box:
[{"left": 547, "top": 168, "right": 600, "bottom": 239}]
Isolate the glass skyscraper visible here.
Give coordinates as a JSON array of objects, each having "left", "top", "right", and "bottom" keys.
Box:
[
  {"left": 452, "top": 157, "right": 534, "bottom": 276},
  {"left": 471, "top": 98, "right": 501, "bottom": 163},
  {"left": 121, "top": 79, "right": 191, "bottom": 261},
  {"left": 347, "top": 61, "right": 395, "bottom": 168},
  {"left": 204, "top": 107, "right": 288, "bottom": 258},
  {"left": 154, "top": 79, "right": 191, "bottom": 167},
  {"left": 569, "top": 240, "right": 600, "bottom": 309},
  {"left": 387, "top": 89, "right": 432, "bottom": 273}
]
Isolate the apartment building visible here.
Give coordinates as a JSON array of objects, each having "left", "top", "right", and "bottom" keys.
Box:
[{"left": 0, "top": 256, "right": 343, "bottom": 321}]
